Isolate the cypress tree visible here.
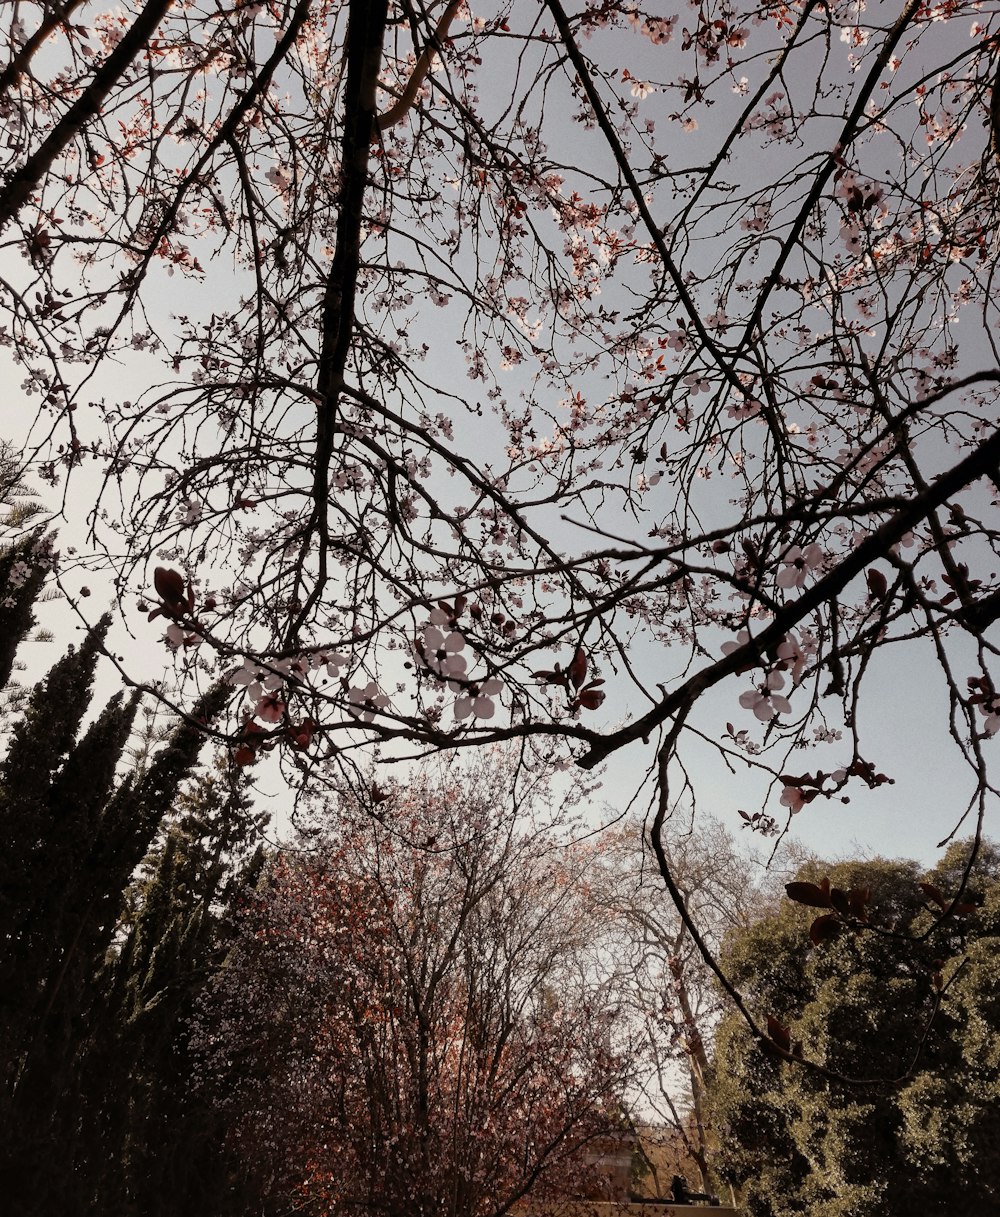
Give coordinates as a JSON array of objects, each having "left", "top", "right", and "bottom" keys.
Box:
[
  {"left": 0, "top": 529, "right": 50, "bottom": 690},
  {"left": 0, "top": 577, "right": 237, "bottom": 1214},
  {"left": 0, "top": 614, "right": 116, "bottom": 1075},
  {"left": 90, "top": 766, "right": 268, "bottom": 1215}
]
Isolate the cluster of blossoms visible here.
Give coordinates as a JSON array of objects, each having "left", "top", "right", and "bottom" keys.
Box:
[
  {"left": 723, "top": 628, "right": 818, "bottom": 723},
  {"left": 229, "top": 657, "right": 297, "bottom": 722},
  {"left": 968, "top": 676, "right": 1000, "bottom": 737},
  {"left": 228, "top": 650, "right": 354, "bottom": 725},
  {"left": 415, "top": 608, "right": 503, "bottom": 720},
  {"left": 2, "top": 556, "right": 38, "bottom": 607}
]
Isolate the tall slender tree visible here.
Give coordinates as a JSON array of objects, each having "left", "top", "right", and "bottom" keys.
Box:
[
  {"left": 84, "top": 766, "right": 267, "bottom": 1216},
  {"left": 0, "top": 569, "right": 239, "bottom": 1213}
]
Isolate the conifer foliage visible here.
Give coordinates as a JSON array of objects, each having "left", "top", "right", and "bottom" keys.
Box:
[{"left": 0, "top": 555, "right": 255, "bottom": 1215}]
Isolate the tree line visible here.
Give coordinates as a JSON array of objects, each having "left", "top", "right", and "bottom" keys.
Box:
[{"left": 3, "top": 536, "right": 999, "bottom": 1215}]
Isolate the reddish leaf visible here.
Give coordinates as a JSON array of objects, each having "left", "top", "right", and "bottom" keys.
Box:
[
  {"left": 154, "top": 565, "right": 186, "bottom": 604},
  {"left": 785, "top": 880, "right": 832, "bottom": 909},
  {"left": 766, "top": 1015, "right": 790, "bottom": 1052},
  {"left": 233, "top": 744, "right": 256, "bottom": 766},
  {"left": 287, "top": 718, "right": 316, "bottom": 751},
  {"left": 830, "top": 887, "right": 851, "bottom": 917},
  {"left": 847, "top": 887, "right": 871, "bottom": 919},
  {"left": 568, "top": 646, "right": 588, "bottom": 690},
  {"left": 809, "top": 913, "right": 843, "bottom": 946},
  {"left": 533, "top": 666, "right": 565, "bottom": 686},
  {"left": 919, "top": 882, "right": 946, "bottom": 909},
  {"left": 866, "top": 568, "right": 888, "bottom": 601},
  {"left": 577, "top": 687, "right": 606, "bottom": 711}
]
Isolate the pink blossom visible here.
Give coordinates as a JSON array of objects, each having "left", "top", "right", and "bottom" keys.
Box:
[
  {"left": 348, "top": 682, "right": 390, "bottom": 722},
  {"left": 780, "top": 785, "right": 807, "bottom": 813},
  {"left": 683, "top": 373, "right": 712, "bottom": 396},
  {"left": 727, "top": 398, "right": 761, "bottom": 421},
  {"left": 265, "top": 164, "right": 292, "bottom": 196},
  {"left": 739, "top": 671, "right": 792, "bottom": 721},
  {"left": 420, "top": 624, "right": 468, "bottom": 679},
  {"left": 775, "top": 630, "right": 816, "bottom": 685},
  {"left": 776, "top": 543, "right": 824, "bottom": 589},
  {"left": 721, "top": 628, "right": 752, "bottom": 659},
  {"left": 977, "top": 696, "right": 1000, "bottom": 737},
  {"left": 454, "top": 678, "right": 503, "bottom": 721},
  {"left": 255, "top": 692, "right": 285, "bottom": 724}
]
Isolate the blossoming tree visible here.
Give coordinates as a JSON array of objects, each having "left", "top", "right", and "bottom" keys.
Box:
[
  {"left": 6, "top": 0, "right": 1000, "bottom": 1061},
  {"left": 192, "top": 753, "right": 631, "bottom": 1215}
]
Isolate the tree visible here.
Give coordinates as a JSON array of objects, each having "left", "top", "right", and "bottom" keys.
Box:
[
  {"left": 587, "top": 818, "right": 775, "bottom": 1199},
  {"left": 0, "top": 567, "right": 238, "bottom": 1213},
  {"left": 7, "top": 0, "right": 1000, "bottom": 1064},
  {"left": 710, "top": 842, "right": 1000, "bottom": 1217},
  {"left": 85, "top": 764, "right": 268, "bottom": 1216},
  {"left": 193, "top": 751, "right": 633, "bottom": 1217}
]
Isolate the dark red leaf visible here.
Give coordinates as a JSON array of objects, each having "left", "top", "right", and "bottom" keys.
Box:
[
  {"left": 809, "top": 913, "right": 843, "bottom": 946},
  {"left": 532, "top": 668, "right": 561, "bottom": 685},
  {"left": 919, "top": 882, "right": 946, "bottom": 909},
  {"left": 785, "top": 880, "right": 832, "bottom": 909},
  {"left": 766, "top": 1015, "right": 790, "bottom": 1052},
  {"left": 577, "top": 687, "right": 606, "bottom": 711},
  {"left": 867, "top": 568, "right": 888, "bottom": 601},
  {"left": 830, "top": 887, "right": 850, "bottom": 917},
  {"left": 568, "top": 646, "right": 588, "bottom": 690},
  {"left": 233, "top": 744, "right": 256, "bottom": 766},
  {"left": 154, "top": 565, "right": 186, "bottom": 604}
]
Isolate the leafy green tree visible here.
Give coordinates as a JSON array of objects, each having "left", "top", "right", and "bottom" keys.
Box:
[{"left": 710, "top": 844, "right": 1000, "bottom": 1217}]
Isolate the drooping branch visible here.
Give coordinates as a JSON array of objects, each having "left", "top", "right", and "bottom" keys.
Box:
[{"left": 581, "top": 415, "right": 1000, "bottom": 770}]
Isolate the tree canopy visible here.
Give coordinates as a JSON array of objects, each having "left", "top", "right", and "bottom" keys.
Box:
[
  {"left": 711, "top": 842, "right": 1000, "bottom": 1217},
  {"left": 193, "top": 751, "right": 634, "bottom": 1217}
]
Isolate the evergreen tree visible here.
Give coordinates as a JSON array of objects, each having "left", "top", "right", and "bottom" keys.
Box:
[
  {"left": 0, "top": 568, "right": 246, "bottom": 1214},
  {"left": 87, "top": 766, "right": 268, "bottom": 1216},
  {"left": 0, "top": 529, "right": 50, "bottom": 691},
  {"left": 0, "top": 614, "right": 120, "bottom": 1081}
]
